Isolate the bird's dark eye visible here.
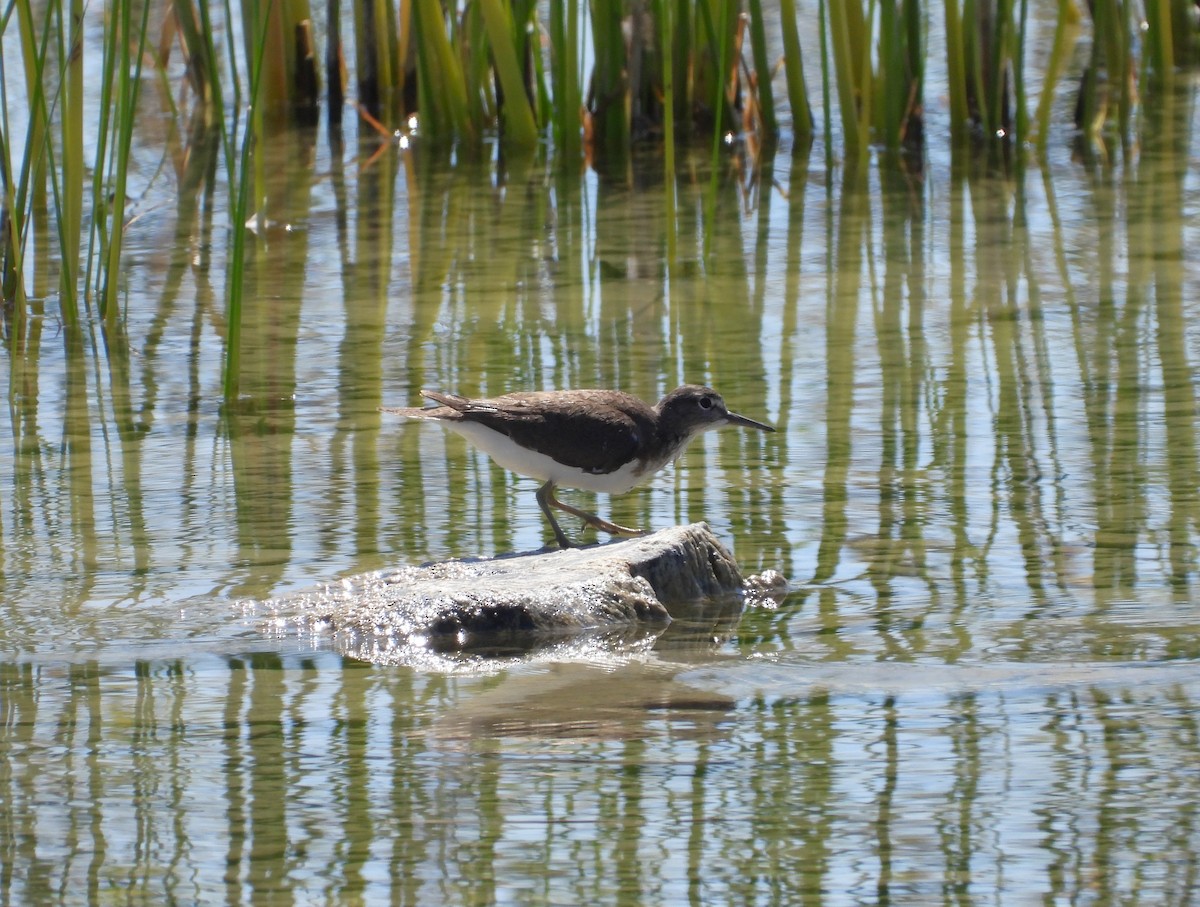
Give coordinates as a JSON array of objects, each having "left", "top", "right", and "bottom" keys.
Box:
[{"left": 699, "top": 395, "right": 714, "bottom": 410}]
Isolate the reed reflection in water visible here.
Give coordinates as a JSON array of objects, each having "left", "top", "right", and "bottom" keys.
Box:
[
  {"left": 3, "top": 654, "right": 1198, "bottom": 902},
  {"left": 4, "top": 107, "right": 1200, "bottom": 900}
]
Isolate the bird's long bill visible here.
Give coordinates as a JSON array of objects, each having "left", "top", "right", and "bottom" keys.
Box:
[{"left": 724, "top": 410, "right": 775, "bottom": 432}]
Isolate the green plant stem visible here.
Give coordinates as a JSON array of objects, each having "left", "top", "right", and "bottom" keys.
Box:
[
  {"left": 746, "top": 0, "right": 777, "bottom": 139},
  {"left": 826, "top": 0, "right": 860, "bottom": 152},
  {"left": 944, "top": 0, "right": 968, "bottom": 142},
  {"left": 660, "top": 0, "right": 677, "bottom": 266},
  {"left": 1033, "top": 0, "right": 1077, "bottom": 157},
  {"left": 100, "top": 0, "right": 151, "bottom": 324},
  {"left": 779, "top": 0, "right": 813, "bottom": 143},
  {"left": 58, "top": 0, "right": 83, "bottom": 327},
  {"left": 479, "top": 0, "right": 537, "bottom": 147},
  {"left": 224, "top": 6, "right": 275, "bottom": 403}
]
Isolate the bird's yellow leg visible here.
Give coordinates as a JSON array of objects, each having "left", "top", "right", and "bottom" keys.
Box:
[
  {"left": 536, "top": 481, "right": 579, "bottom": 549},
  {"left": 540, "top": 482, "right": 647, "bottom": 538}
]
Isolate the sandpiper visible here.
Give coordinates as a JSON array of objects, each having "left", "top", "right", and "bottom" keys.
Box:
[{"left": 381, "top": 384, "right": 774, "bottom": 549}]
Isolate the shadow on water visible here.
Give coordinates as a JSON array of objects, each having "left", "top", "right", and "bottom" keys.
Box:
[{"left": 4, "top": 82, "right": 1200, "bottom": 901}]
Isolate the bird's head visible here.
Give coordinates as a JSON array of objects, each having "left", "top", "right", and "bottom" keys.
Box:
[{"left": 656, "top": 385, "right": 775, "bottom": 439}]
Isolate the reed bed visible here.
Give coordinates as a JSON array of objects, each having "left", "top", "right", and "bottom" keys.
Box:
[{"left": 1, "top": 0, "right": 1198, "bottom": 389}]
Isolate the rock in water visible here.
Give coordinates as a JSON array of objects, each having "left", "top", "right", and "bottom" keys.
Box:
[{"left": 270, "top": 523, "right": 754, "bottom": 661}]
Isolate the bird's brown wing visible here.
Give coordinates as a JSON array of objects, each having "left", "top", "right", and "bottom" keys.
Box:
[{"left": 444, "top": 393, "right": 649, "bottom": 475}]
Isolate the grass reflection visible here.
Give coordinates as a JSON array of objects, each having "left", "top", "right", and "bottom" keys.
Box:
[
  {"left": 8, "top": 657, "right": 1200, "bottom": 900},
  {"left": 2, "top": 121, "right": 1199, "bottom": 626}
]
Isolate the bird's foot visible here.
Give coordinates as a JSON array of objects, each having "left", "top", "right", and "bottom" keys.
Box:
[
  {"left": 538, "top": 480, "right": 647, "bottom": 548},
  {"left": 578, "top": 514, "right": 647, "bottom": 538}
]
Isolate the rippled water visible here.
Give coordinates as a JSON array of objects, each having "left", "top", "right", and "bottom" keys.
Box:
[{"left": 5, "top": 100, "right": 1200, "bottom": 901}]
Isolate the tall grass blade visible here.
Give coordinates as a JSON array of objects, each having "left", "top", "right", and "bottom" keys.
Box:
[
  {"left": 944, "top": 0, "right": 968, "bottom": 142},
  {"left": 173, "top": 0, "right": 215, "bottom": 108},
  {"left": 778, "top": 0, "right": 812, "bottom": 144},
  {"left": 1144, "top": 0, "right": 1176, "bottom": 92},
  {"left": 549, "top": 0, "right": 582, "bottom": 157},
  {"left": 1012, "top": 0, "right": 1028, "bottom": 148},
  {"left": 99, "top": 0, "right": 152, "bottom": 324},
  {"left": 58, "top": 0, "right": 84, "bottom": 327},
  {"left": 818, "top": 0, "right": 833, "bottom": 176},
  {"left": 588, "top": 0, "right": 629, "bottom": 159},
  {"left": 15, "top": 0, "right": 48, "bottom": 229},
  {"left": 223, "top": 9, "right": 276, "bottom": 403},
  {"left": 1033, "top": 0, "right": 1077, "bottom": 155},
  {"left": 826, "top": 0, "right": 861, "bottom": 153},
  {"left": 745, "top": 0, "right": 777, "bottom": 140},
  {"left": 411, "top": 0, "right": 472, "bottom": 142},
  {"left": 6, "top": 0, "right": 72, "bottom": 323},
  {"left": 705, "top": 0, "right": 734, "bottom": 260},
  {"left": 659, "top": 0, "right": 677, "bottom": 265},
  {"left": 355, "top": 0, "right": 403, "bottom": 117}
]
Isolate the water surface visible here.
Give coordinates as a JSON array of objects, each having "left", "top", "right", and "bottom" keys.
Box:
[{"left": 4, "top": 107, "right": 1200, "bottom": 901}]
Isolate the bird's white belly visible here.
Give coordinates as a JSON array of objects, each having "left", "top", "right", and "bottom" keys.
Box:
[{"left": 443, "top": 421, "right": 653, "bottom": 494}]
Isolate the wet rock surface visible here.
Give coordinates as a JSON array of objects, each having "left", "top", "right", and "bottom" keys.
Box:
[{"left": 270, "top": 523, "right": 770, "bottom": 662}]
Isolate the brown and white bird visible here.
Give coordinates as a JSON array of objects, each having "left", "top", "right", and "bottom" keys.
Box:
[{"left": 381, "top": 385, "right": 774, "bottom": 548}]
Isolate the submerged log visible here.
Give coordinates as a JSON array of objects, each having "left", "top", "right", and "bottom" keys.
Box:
[{"left": 275, "top": 522, "right": 774, "bottom": 661}]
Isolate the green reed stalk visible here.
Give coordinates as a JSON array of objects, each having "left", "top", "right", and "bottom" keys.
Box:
[
  {"left": 875, "top": 0, "right": 922, "bottom": 149},
  {"left": 98, "top": 0, "right": 151, "bottom": 323},
  {"left": 660, "top": 0, "right": 675, "bottom": 162},
  {"left": 15, "top": 1, "right": 48, "bottom": 226},
  {"left": 1034, "top": 0, "right": 1077, "bottom": 155},
  {"left": 778, "top": 0, "right": 813, "bottom": 143},
  {"left": 1000, "top": 0, "right": 1021, "bottom": 137},
  {"left": 1076, "top": 0, "right": 1107, "bottom": 138},
  {"left": 0, "top": 57, "right": 18, "bottom": 314},
  {"left": 173, "top": 0, "right": 215, "bottom": 108},
  {"left": 746, "top": 0, "right": 777, "bottom": 139},
  {"left": 57, "top": 0, "right": 84, "bottom": 326},
  {"left": 856, "top": 0, "right": 874, "bottom": 154},
  {"left": 411, "top": 0, "right": 472, "bottom": 141},
  {"left": 548, "top": 0, "right": 581, "bottom": 158},
  {"left": 825, "top": 0, "right": 852, "bottom": 147},
  {"left": 241, "top": 0, "right": 284, "bottom": 110},
  {"left": 878, "top": 0, "right": 900, "bottom": 145},
  {"left": 1012, "top": 0, "right": 1028, "bottom": 147},
  {"left": 83, "top": 0, "right": 115, "bottom": 305},
  {"left": 671, "top": 0, "right": 691, "bottom": 135},
  {"left": 354, "top": 0, "right": 402, "bottom": 116},
  {"left": 7, "top": 0, "right": 56, "bottom": 325},
  {"left": 659, "top": 0, "right": 677, "bottom": 264},
  {"left": 224, "top": 8, "right": 275, "bottom": 403},
  {"left": 693, "top": 0, "right": 728, "bottom": 133},
  {"left": 397, "top": 0, "right": 413, "bottom": 114},
  {"left": 704, "top": 0, "right": 734, "bottom": 260},
  {"left": 589, "top": 0, "right": 628, "bottom": 158},
  {"left": 705, "top": 0, "right": 724, "bottom": 139},
  {"left": 1143, "top": 0, "right": 1176, "bottom": 91},
  {"left": 377, "top": 0, "right": 403, "bottom": 115},
  {"left": 962, "top": 0, "right": 988, "bottom": 132},
  {"left": 548, "top": 0, "right": 565, "bottom": 153},
  {"left": 0, "top": 0, "right": 48, "bottom": 322},
  {"left": 980, "top": 1, "right": 1001, "bottom": 134},
  {"left": 243, "top": 0, "right": 321, "bottom": 120},
  {"left": 1102, "top": 0, "right": 1133, "bottom": 138},
  {"left": 1080, "top": 0, "right": 1132, "bottom": 143},
  {"left": 943, "top": 0, "right": 968, "bottom": 142},
  {"left": 189, "top": 0, "right": 247, "bottom": 225},
  {"left": 819, "top": 0, "right": 833, "bottom": 174},
  {"left": 826, "top": 0, "right": 863, "bottom": 154},
  {"left": 89, "top": 0, "right": 118, "bottom": 312},
  {"left": 462, "top": 1, "right": 490, "bottom": 129}
]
